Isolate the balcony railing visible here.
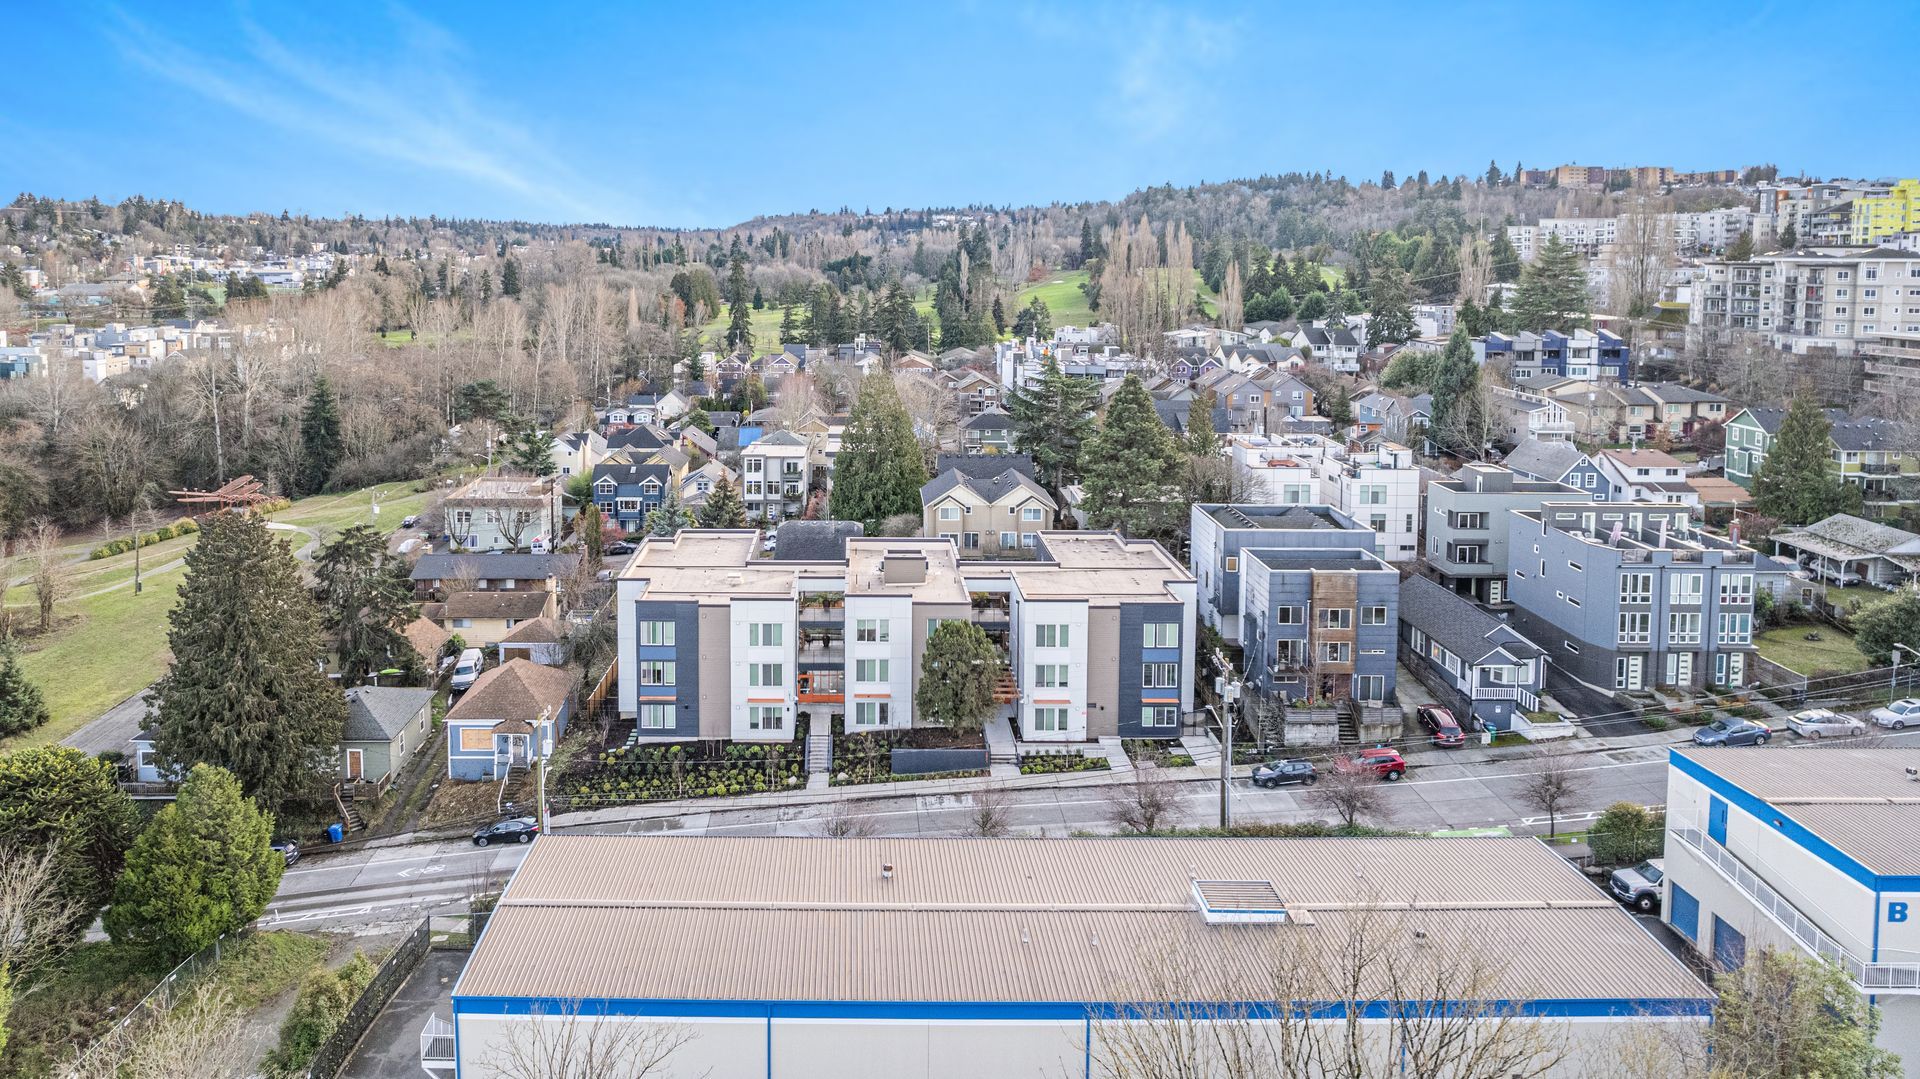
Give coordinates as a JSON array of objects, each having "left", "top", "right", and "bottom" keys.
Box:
[{"left": 1672, "top": 821, "right": 1920, "bottom": 991}]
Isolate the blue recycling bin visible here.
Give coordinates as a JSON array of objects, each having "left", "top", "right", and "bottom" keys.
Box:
[{"left": 326, "top": 822, "right": 344, "bottom": 844}]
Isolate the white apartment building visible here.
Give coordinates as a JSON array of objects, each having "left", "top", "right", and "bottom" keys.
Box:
[
  {"left": 1230, "top": 436, "right": 1421, "bottom": 562},
  {"left": 1509, "top": 209, "right": 1767, "bottom": 262},
  {"left": 741, "top": 431, "right": 813, "bottom": 521},
  {"left": 1508, "top": 217, "right": 1619, "bottom": 259},
  {"left": 617, "top": 531, "right": 1195, "bottom": 745},
  {"left": 1691, "top": 247, "right": 1920, "bottom": 354},
  {"left": 1662, "top": 747, "right": 1920, "bottom": 1066}
]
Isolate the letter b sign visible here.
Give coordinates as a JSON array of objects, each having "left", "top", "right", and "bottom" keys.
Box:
[{"left": 1890, "top": 902, "right": 1910, "bottom": 924}]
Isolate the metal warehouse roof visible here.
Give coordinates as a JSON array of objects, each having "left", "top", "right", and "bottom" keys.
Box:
[
  {"left": 1676, "top": 747, "right": 1920, "bottom": 875},
  {"left": 452, "top": 835, "right": 1709, "bottom": 1006}
]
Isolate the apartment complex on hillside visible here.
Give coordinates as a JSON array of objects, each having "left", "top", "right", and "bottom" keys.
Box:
[
  {"left": 1691, "top": 247, "right": 1920, "bottom": 355},
  {"left": 615, "top": 530, "right": 1195, "bottom": 744},
  {"left": 1473, "top": 329, "right": 1631, "bottom": 382}
]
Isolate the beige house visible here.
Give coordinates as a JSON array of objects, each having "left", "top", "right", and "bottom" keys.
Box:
[
  {"left": 441, "top": 590, "right": 557, "bottom": 648},
  {"left": 919, "top": 457, "right": 1058, "bottom": 556}
]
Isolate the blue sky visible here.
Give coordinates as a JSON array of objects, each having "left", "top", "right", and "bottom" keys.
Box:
[{"left": 4, "top": 2, "right": 1912, "bottom": 229}]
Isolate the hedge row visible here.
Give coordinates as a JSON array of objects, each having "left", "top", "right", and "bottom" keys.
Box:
[{"left": 88, "top": 517, "right": 201, "bottom": 559}]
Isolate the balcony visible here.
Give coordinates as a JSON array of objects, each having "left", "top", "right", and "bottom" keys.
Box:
[
  {"left": 1672, "top": 821, "right": 1920, "bottom": 992},
  {"left": 796, "top": 670, "right": 844, "bottom": 704}
]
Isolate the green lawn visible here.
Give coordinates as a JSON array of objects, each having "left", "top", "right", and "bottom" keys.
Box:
[
  {"left": 1755, "top": 624, "right": 1870, "bottom": 676},
  {"left": 1015, "top": 268, "right": 1218, "bottom": 333},
  {"left": 1820, "top": 585, "right": 1893, "bottom": 616}
]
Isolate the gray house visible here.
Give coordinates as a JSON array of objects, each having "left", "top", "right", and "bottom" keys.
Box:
[
  {"left": 1240, "top": 547, "right": 1399, "bottom": 705},
  {"left": 1424, "top": 463, "right": 1581, "bottom": 604},
  {"left": 1506, "top": 502, "right": 1763, "bottom": 693},
  {"left": 1503, "top": 438, "right": 1606, "bottom": 499},
  {"left": 1398, "top": 575, "right": 1546, "bottom": 731},
  {"left": 341, "top": 686, "right": 437, "bottom": 789},
  {"left": 1189, "top": 504, "right": 1378, "bottom": 645}
]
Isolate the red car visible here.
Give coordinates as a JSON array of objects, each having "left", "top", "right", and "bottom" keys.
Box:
[
  {"left": 1416, "top": 705, "right": 1466, "bottom": 748},
  {"left": 1337, "top": 747, "right": 1407, "bottom": 781}
]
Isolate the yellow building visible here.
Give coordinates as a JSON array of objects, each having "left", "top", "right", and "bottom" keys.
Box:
[{"left": 1851, "top": 179, "right": 1920, "bottom": 243}]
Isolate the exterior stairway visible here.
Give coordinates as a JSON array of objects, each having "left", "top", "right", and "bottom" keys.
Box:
[
  {"left": 332, "top": 783, "right": 364, "bottom": 833},
  {"left": 497, "top": 765, "right": 532, "bottom": 815},
  {"left": 807, "top": 728, "right": 832, "bottom": 776},
  {"left": 1336, "top": 700, "right": 1362, "bottom": 745}
]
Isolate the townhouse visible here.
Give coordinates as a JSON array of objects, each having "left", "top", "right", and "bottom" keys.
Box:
[
  {"left": 1474, "top": 329, "right": 1631, "bottom": 382},
  {"left": 961, "top": 408, "right": 1013, "bottom": 453},
  {"left": 1188, "top": 503, "right": 1379, "bottom": 645},
  {"left": 1239, "top": 546, "right": 1399, "bottom": 705},
  {"left": 1424, "top": 463, "right": 1581, "bottom": 604},
  {"left": 1229, "top": 435, "right": 1422, "bottom": 562},
  {"left": 1690, "top": 246, "right": 1920, "bottom": 355},
  {"left": 549, "top": 429, "right": 607, "bottom": 478},
  {"left": 1538, "top": 381, "right": 1730, "bottom": 444},
  {"left": 740, "top": 430, "right": 813, "bottom": 521},
  {"left": 1724, "top": 406, "right": 1918, "bottom": 512},
  {"left": 1851, "top": 178, "right": 1920, "bottom": 244},
  {"left": 1505, "top": 502, "right": 1765, "bottom": 692},
  {"left": 1660, "top": 748, "right": 1920, "bottom": 1065},
  {"left": 615, "top": 530, "right": 1195, "bottom": 744},
  {"left": 1398, "top": 574, "right": 1547, "bottom": 731},
  {"left": 920, "top": 455, "right": 1056, "bottom": 555},
  {"left": 589, "top": 461, "right": 673, "bottom": 533}
]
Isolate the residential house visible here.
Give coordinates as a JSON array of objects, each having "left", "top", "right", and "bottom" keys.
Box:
[
  {"left": 409, "top": 552, "right": 570, "bottom": 598},
  {"left": 655, "top": 386, "right": 697, "bottom": 424},
  {"left": 1474, "top": 329, "right": 1630, "bottom": 382},
  {"left": 1229, "top": 435, "right": 1421, "bottom": 562},
  {"left": 1503, "top": 437, "right": 1608, "bottom": 498},
  {"left": 1546, "top": 382, "right": 1730, "bottom": 444},
  {"left": 499, "top": 616, "right": 567, "bottom": 665},
  {"left": 590, "top": 461, "right": 674, "bottom": 533},
  {"left": 1594, "top": 448, "right": 1700, "bottom": 507},
  {"left": 1291, "top": 324, "right": 1365, "bottom": 371},
  {"left": 1239, "top": 546, "right": 1400, "bottom": 705},
  {"left": 677, "top": 461, "right": 735, "bottom": 514},
  {"left": 549, "top": 429, "right": 608, "bottom": 479},
  {"left": 1770, "top": 513, "right": 1920, "bottom": 589},
  {"left": 1203, "top": 373, "right": 1272, "bottom": 436},
  {"left": 1506, "top": 501, "right": 1767, "bottom": 692},
  {"left": 741, "top": 430, "right": 813, "bottom": 521},
  {"left": 921, "top": 457, "right": 1057, "bottom": 555},
  {"left": 604, "top": 424, "right": 670, "bottom": 457},
  {"left": 442, "top": 589, "right": 558, "bottom": 648},
  {"left": 893, "top": 351, "right": 937, "bottom": 374},
  {"left": 445, "top": 659, "right": 575, "bottom": 781},
  {"left": 340, "top": 686, "right": 437, "bottom": 788},
  {"left": 771, "top": 519, "right": 864, "bottom": 561},
  {"left": 616, "top": 531, "right": 1194, "bottom": 744},
  {"left": 1398, "top": 574, "right": 1546, "bottom": 731},
  {"left": 962, "top": 408, "right": 1014, "bottom": 453},
  {"left": 444, "top": 475, "right": 563, "bottom": 553},
  {"left": 950, "top": 368, "right": 1002, "bottom": 415},
  {"left": 1188, "top": 504, "right": 1378, "bottom": 645},
  {"left": 1724, "top": 406, "right": 1918, "bottom": 514},
  {"left": 1490, "top": 386, "right": 1576, "bottom": 446},
  {"left": 1425, "top": 463, "right": 1582, "bottom": 604}
]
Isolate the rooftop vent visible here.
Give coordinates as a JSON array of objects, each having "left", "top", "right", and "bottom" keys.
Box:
[
  {"left": 1192, "top": 879, "right": 1291, "bottom": 925},
  {"left": 882, "top": 552, "right": 927, "bottom": 585}
]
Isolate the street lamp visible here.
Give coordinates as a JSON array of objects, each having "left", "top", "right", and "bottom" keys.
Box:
[{"left": 1893, "top": 644, "right": 1920, "bottom": 700}]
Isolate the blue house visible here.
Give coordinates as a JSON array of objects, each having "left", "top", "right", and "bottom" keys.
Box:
[
  {"left": 1239, "top": 547, "right": 1400, "bottom": 705},
  {"left": 445, "top": 659, "right": 575, "bottom": 781},
  {"left": 591, "top": 462, "right": 673, "bottom": 532},
  {"left": 1474, "top": 329, "right": 1630, "bottom": 382},
  {"left": 1398, "top": 575, "right": 1546, "bottom": 731}
]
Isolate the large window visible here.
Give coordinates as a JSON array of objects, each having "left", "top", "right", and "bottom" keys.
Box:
[
  {"left": 1140, "top": 706, "right": 1178, "bottom": 728},
  {"left": 639, "top": 704, "right": 673, "bottom": 729},
  {"left": 1141, "top": 662, "right": 1180, "bottom": 688},
  {"left": 748, "top": 705, "right": 784, "bottom": 731},
  {"left": 1668, "top": 612, "right": 1702, "bottom": 646},
  {"left": 1031, "top": 707, "right": 1068, "bottom": 732},
  {"left": 1033, "top": 664, "right": 1069, "bottom": 688},
  {"left": 748, "top": 623, "right": 782, "bottom": 647},
  {"left": 1361, "top": 606, "right": 1388, "bottom": 626},
  {"left": 638, "top": 661, "right": 676, "bottom": 686},
  {"left": 855, "top": 619, "right": 889, "bottom": 643},
  {"left": 1022, "top": 507, "right": 1044, "bottom": 522},
  {"left": 1717, "top": 613, "right": 1752, "bottom": 644},
  {"left": 853, "top": 701, "right": 890, "bottom": 726},
  {"left": 939, "top": 505, "right": 959, "bottom": 521},
  {"left": 1319, "top": 642, "right": 1352, "bottom": 664},
  {"left": 1143, "top": 623, "right": 1179, "bottom": 647},
  {"left": 639, "top": 621, "right": 676, "bottom": 646},
  {"left": 1274, "top": 606, "right": 1303, "bottom": 625},
  {"left": 1719, "top": 574, "right": 1754, "bottom": 605},
  {"left": 1355, "top": 675, "right": 1385, "bottom": 701},
  {"left": 855, "top": 659, "right": 889, "bottom": 683},
  {"left": 1619, "top": 573, "right": 1652, "bottom": 604},
  {"left": 1035, "top": 624, "right": 1069, "bottom": 648},
  {"left": 1617, "top": 612, "right": 1651, "bottom": 645},
  {"left": 1668, "top": 572, "right": 1704, "bottom": 605},
  {"left": 748, "top": 663, "right": 784, "bottom": 687},
  {"left": 1319, "top": 608, "right": 1352, "bottom": 630}
]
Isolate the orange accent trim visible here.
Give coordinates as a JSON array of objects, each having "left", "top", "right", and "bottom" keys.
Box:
[
  {"left": 636, "top": 695, "right": 676, "bottom": 702},
  {"left": 1141, "top": 697, "right": 1179, "bottom": 704},
  {"left": 746, "top": 697, "right": 785, "bottom": 704},
  {"left": 1032, "top": 699, "right": 1071, "bottom": 705},
  {"left": 854, "top": 693, "right": 892, "bottom": 699}
]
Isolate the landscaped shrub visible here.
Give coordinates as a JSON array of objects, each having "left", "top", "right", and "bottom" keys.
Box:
[
  {"left": 557, "top": 735, "right": 807, "bottom": 804},
  {"left": 1018, "top": 752, "right": 1110, "bottom": 776},
  {"left": 88, "top": 517, "right": 206, "bottom": 559},
  {"left": 264, "top": 952, "right": 376, "bottom": 1077}
]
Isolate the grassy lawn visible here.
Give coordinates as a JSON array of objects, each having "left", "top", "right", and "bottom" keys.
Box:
[
  {"left": 1820, "top": 585, "right": 1893, "bottom": 615},
  {"left": 1755, "top": 624, "right": 1870, "bottom": 675},
  {"left": 1017, "top": 271, "right": 1097, "bottom": 328}
]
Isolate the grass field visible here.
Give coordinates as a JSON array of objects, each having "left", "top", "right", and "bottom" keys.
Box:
[
  {"left": 1755, "top": 624, "right": 1870, "bottom": 675},
  {"left": 1015, "top": 269, "right": 1218, "bottom": 333},
  {"left": 1819, "top": 585, "right": 1893, "bottom": 616}
]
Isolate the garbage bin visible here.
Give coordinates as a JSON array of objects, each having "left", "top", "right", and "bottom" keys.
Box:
[{"left": 326, "top": 822, "right": 344, "bottom": 844}]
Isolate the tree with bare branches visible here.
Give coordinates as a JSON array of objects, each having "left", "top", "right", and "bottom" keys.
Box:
[
  {"left": 481, "top": 999, "right": 700, "bottom": 1079},
  {"left": 1516, "top": 753, "right": 1585, "bottom": 839},
  {"left": 0, "top": 844, "right": 88, "bottom": 980},
  {"left": 819, "top": 802, "right": 877, "bottom": 838},
  {"left": 964, "top": 785, "right": 1016, "bottom": 838},
  {"left": 1311, "top": 763, "right": 1385, "bottom": 829},
  {"left": 25, "top": 519, "right": 63, "bottom": 634},
  {"left": 1105, "top": 772, "right": 1179, "bottom": 834}
]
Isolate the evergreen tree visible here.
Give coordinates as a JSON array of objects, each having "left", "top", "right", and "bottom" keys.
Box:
[
  {"left": 0, "top": 747, "right": 139, "bottom": 935},
  {"left": 106, "top": 765, "right": 283, "bottom": 965},
  {"left": 725, "top": 255, "right": 754, "bottom": 353},
  {"left": 1365, "top": 263, "right": 1417, "bottom": 346},
  {"left": 313, "top": 525, "right": 419, "bottom": 684},
  {"left": 778, "top": 304, "right": 799, "bottom": 344},
  {"left": 1513, "top": 235, "right": 1589, "bottom": 332},
  {"left": 698, "top": 474, "right": 747, "bottom": 528},
  {"left": 1005, "top": 356, "right": 1099, "bottom": 492},
  {"left": 1753, "top": 397, "right": 1863, "bottom": 525},
  {"left": 1489, "top": 229, "right": 1522, "bottom": 283},
  {"left": 1080, "top": 375, "right": 1183, "bottom": 540},
  {"left": 752, "top": 285, "right": 765, "bottom": 310},
  {"left": 645, "top": 489, "right": 694, "bottom": 537},
  {"left": 874, "top": 281, "right": 921, "bottom": 355},
  {"left": 1427, "top": 329, "right": 1485, "bottom": 457},
  {"left": 506, "top": 425, "right": 558, "bottom": 475},
  {"left": 990, "top": 295, "right": 1007, "bottom": 336},
  {"left": 914, "top": 622, "right": 1003, "bottom": 733},
  {"left": 298, "top": 376, "right": 343, "bottom": 495},
  {"left": 1853, "top": 591, "right": 1920, "bottom": 668},
  {"left": 685, "top": 408, "right": 717, "bottom": 437},
  {"left": 574, "top": 501, "right": 604, "bottom": 561},
  {"left": 1185, "top": 387, "right": 1220, "bottom": 456},
  {"left": 1485, "top": 160, "right": 1503, "bottom": 186},
  {"left": 1779, "top": 221, "right": 1798, "bottom": 249},
  {"left": 1010, "top": 299, "right": 1052, "bottom": 341},
  {"left": 0, "top": 638, "right": 49, "bottom": 736},
  {"left": 828, "top": 374, "right": 929, "bottom": 530},
  {"left": 500, "top": 257, "right": 521, "bottom": 297},
  {"left": 149, "top": 513, "right": 346, "bottom": 813},
  {"left": 1726, "top": 230, "right": 1755, "bottom": 261}
]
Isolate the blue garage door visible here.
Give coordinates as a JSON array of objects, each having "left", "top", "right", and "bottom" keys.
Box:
[
  {"left": 1707, "top": 796, "right": 1728, "bottom": 846},
  {"left": 1670, "top": 883, "right": 1700, "bottom": 941},
  {"left": 1713, "top": 915, "right": 1747, "bottom": 971}
]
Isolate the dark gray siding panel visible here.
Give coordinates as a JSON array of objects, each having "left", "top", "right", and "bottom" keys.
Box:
[{"left": 634, "top": 600, "right": 702, "bottom": 739}]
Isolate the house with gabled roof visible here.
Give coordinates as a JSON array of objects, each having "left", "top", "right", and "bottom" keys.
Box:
[
  {"left": 591, "top": 461, "right": 673, "bottom": 532},
  {"left": 920, "top": 457, "right": 1057, "bottom": 555},
  {"left": 1398, "top": 575, "right": 1546, "bottom": 732},
  {"left": 1770, "top": 513, "right": 1920, "bottom": 589},
  {"left": 445, "top": 659, "right": 575, "bottom": 781},
  {"left": 962, "top": 407, "right": 1014, "bottom": 453},
  {"left": 1502, "top": 437, "right": 1606, "bottom": 498},
  {"left": 341, "top": 686, "right": 438, "bottom": 789}
]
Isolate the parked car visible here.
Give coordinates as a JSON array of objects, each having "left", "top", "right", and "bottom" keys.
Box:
[
  {"left": 1251, "top": 758, "right": 1317, "bottom": 788},
  {"left": 271, "top": 840, "right": 300, "bottom": 867},
  {"left": 1608, "top": 858, "right": 1664, "bottom": 914},
  {"left": 1415, "top": 705, "right": 1466, "bottom": 748},
  {"left": 450, "top": 648, "right": 485, "bottom": 692},
  {"left": 1693, "top": 718, "right": 1771, "bottom": 747},
  {"left": 401, "top": 514, "right": 420, "bottom": 529},
  {"left": 762, "top": 535, "right": 778, "bottom": 553},
  {"left": 1787, "top": 708, "right": 1867, "bottom": 740},
  {"left": 1871, "top": 698, "right": 1920, "bottom": 730},
  {"left": 473, "top": 817, "right": 540, "bottom": 846},
  {"left": 1336, "top": 747, "right": 1406, "bottom": 781},
  {"left": 604, "top": 540, "right": 636, "bottom": 556}
]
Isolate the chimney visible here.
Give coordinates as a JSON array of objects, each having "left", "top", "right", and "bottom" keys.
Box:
[{"left": 882, "top": 552, "right": 927, "bottom": 585}]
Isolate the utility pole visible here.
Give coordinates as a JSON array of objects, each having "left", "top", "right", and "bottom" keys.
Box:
[{"left": 1213, "top": 648, "right": 1241, "bottom": 829}]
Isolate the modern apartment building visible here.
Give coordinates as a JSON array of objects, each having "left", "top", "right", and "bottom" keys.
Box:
[
  {"left": 1505, "top": 502, "right": 1763, "bottom": 692},
  {"left": 1239, "top": 546, "right": 1399, "bottom": 705},
  {"left": 615, "top": 530, "right": 1195, "bottom": 744},
  {"left": 741, "top": 430, "right": 812, "bottom": 521},
  {"left": 1724, "top": 406, "right": 1918, "bottom": 513},
  {"left": 1691, "top": 247, "right": 1920, "bottom": 355},
  {"left": 1424, "top": 463, "right": 1580, "bottom": 604},
  {"left": 1851, "top": 179, "right": 1920, "bottom": 245},
  {"left": 1861, "top": 329, "right": 1920, "bottom": 407},
  {"left": 1229, "top": 436, "right": 1422, "bottom": 562},
  {"left": 1188, "top": 503, "right": 1378, "bottom": 644},
  {"left": 1474, "top": 329, "right": 1630, "bottom": 382},
  {"left": 1661, "top": 748, "right": 1920, "bottom": 1066}
]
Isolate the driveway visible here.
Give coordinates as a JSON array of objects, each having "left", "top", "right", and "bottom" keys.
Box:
[
  {"left": 1546, "top": 668, "right": 1651, "bottom": 737},
  {"left": 62, "top": 688, "right": 153, "bottom": 756}
]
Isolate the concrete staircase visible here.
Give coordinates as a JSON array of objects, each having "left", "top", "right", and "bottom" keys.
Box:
[
  {"left": 497, "top": 766, "right": 532, "bottom": 815},
  {"left": 806, "top": 729, "right": 832, "bottom": 776}
]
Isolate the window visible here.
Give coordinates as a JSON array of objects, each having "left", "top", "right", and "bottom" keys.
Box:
[
  {"left": 1717, "top": 613, "right": 1752, "bottom": 644},
  {"left": 1143, "top": 623, "right": 1179, "bottom": 647},
  {"left": 451, "top": 617, "right": 472, "bottom": 629},
  {"left": 639, "top": 621, "right": 676, "bottom": 647},
  {"left": 1035, "top": 624, "right": 1069, "bottom": 648},
  {"left": 855, "top": 619, "right": 890, "bottom": 643},
  {"left": 963, "top": 533, "right": 980, "bottom": 549},
  {"left": 1668, "top": 573, "right": 1704, "bottom": 604},
  {"left": 1452, "top": 511, "right": 1487, "bottom": 530},
  {"left": 1319, "top": 642, "right": 1352, "bottom": 663},
  {"left": 1719, "top": 574, "right": 1753, "bottom": 605},
  {"left": 1619, "top": 573, "right": 1653, "bottom": 604},
  {"left": 1370, "top": 514, "right": 1388, "bottom": 533},
  {"left": 855, "top": 659, "right": 889, "bottom": 682},
  {"left": 1319, "top": 608, "right": 1352, "bottom": 630},
  {"left": 746, "top": 458, "right": 763, "bottom": 474},
  {"left": 939, "top": 505, "right": 959, "bottom": 521},
  {"left": 748, "top": 663, "right": 784, "bottom": 687},
  {"left": 1567, "top": 560, "right": 1583, "bottom": 572},
  {"left": 1031, "top": 706, "right": 1069, "bottom": 732},
  {"left": 639, "top": 704, "right": 673, "bottom": 729},
  {"left": 1022, "top": 507, "right": 1044, "bottom": 522},
  {"left": 1361, "top": 606, "right": 1388, "bottom": 626},
  {"left": 1133, "top": 705, "right": 1177, "bottom": 728},
  {"left": 1274, "top": 606, "right": 1303, "bottom": 625},
  {"left": 1141, "top": 662, "right": 1180, "bottom": 688},
  {"left": 1000, "top": 531, "right": 1016, "bottom": 547},
  {"left": 853, "top": 701, "right": 890, "bottom": 726},
  {"left": 638, "top": 661, "right": 676, "bottom": 686},
  {"left": 1618, "top": 612, "right": 1651, "bottom": 645},
  {"left": 1564, "top": 641, "right": 1581, "bottom": 654},
  {"left": 1033, "top": 664, "right": 1069, "bottom": 688},
  {"left": 1224, "top": 556, "right": 1239, "bottom": 572},
  {"left": 1355, "top": 675, "right": 1385, "bottom": 701},
  {"left": 1668, "top": 612, "right": 1702, "bottom": 645},
  {"left": 1358, "top": 484, "right": 1387, "bottom": 505},
  {"left": 748, "top": 623, "right": 782, "bottom": 647},
  {"left": 748, "top": 705, "right": 784, "bottom": 731}
]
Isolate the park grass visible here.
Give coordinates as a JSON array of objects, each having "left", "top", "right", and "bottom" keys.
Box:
[
  {"left": 1755, "top": 624, "right": 1870, "bottom": 675},
  {"left": 1015, "top": 268, "right": 1219, "bottom": 334}
]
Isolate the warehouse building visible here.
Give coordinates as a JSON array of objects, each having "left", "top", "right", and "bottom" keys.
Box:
[{"left": 438, "top": 834, "right": 1711, "bottom": 1078}]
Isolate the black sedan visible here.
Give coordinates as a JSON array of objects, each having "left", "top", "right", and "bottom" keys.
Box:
[
  {"left": 604, "top": 541, "right": 637, "bottom": 556},
  {"left": 473, "top": 817, "right": 540, "bottom": 846},
  {"left": 1250, "top": 758, "right": 1318, "bottom": 788}
]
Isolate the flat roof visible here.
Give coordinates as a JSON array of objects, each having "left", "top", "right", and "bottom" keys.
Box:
[
  {"left": 1246, "top": 547, "right": 1393, "bottom": 573},
  {"left": 1674, "top": 748, "right": 1920, "bottom": 876},
  {"left": 454, "top": 835, "right": 1709, "bottom": 1007}
]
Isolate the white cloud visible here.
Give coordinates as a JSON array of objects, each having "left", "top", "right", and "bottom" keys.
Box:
[{"left": 1018, "top": 2, "right": 1242, "bottom": 144}]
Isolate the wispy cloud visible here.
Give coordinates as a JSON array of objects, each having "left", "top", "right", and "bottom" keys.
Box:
[
  {"left": 1019, "top": 2, "right": 1243, "bottom": 144},
  {"left": 104, "top": 4, "right": 647, "bottom": 224}
]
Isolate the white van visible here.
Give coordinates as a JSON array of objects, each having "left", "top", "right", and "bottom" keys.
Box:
[{"left": 450, "top": 648, "right": 485, "bottom": 692}]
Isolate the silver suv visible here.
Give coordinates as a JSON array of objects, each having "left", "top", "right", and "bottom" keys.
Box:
[{"left": 1608, "top": 858, "right": 1664, "bottom": 913}]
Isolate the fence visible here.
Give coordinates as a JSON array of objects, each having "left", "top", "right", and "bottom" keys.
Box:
[
  {"left": 63, "top": 932, "right": 243, "bottom": 1074},
  {"left": 306, "top": 912, "right": 487, "bottom": 1079}
]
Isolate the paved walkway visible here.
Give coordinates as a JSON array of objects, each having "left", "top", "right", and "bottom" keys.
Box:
[{"left": 62, "top": 687, "right": 153, "bottom": 755}]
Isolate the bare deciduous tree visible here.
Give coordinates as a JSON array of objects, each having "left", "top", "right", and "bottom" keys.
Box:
[
  {"left": 1311, "top": 763, "right": 1385, "bottom": 829},
  {"left": 963, "top": 784, "right": 1016, "bottom": 838},
  {"left": 480, "top": 999, "right": 701, "bottom": 1079},
  {"left": 0, "top": 844, "right": 88, "bottom": 979},
  {"left": 819, "top": 802, "right": 877, "bottom": 838},
  {"left": 1106, "top": 773, "right": 1179, "bottom": 834},
  {"left": 1517, "top": 753, "right": 1585, "bottom": 839},
  {"left": 69, "top": 982, "right": 252, "bottom": 1079},
  {"left": 26, "top": 518, "right": 63, "bottom": 633}
]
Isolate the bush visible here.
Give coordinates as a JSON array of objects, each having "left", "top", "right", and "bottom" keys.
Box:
[
  {"left": 264, "top": 952, "right": 377, "bottom": 1077},
  {"left": 1018, "top": 752, "right": 1109, "bottom": 775},
  {"left": 1588, "top": 802, "right": 1665, "bottom": 867}
]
